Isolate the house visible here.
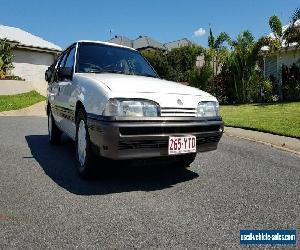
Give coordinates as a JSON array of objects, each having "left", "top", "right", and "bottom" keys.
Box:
[
  {"left": 133, "top": 36, "right": 165, "bottom": 51},
  {"left": 108, "top": 36, "right": 133, "bottom": 48},
  {"left": 264, "top": 47, "right": 300, "bottom": 80},
  {"left": 108, "top": 35, "right": 193, "bottom": 51},
  {"left": 164, "top": 38, "right": 192, "bottom": 51},
  {"left": 0, "top": 24, "right": 62, "bottom": 94},
  {"left": 263, "top": 20, "right": 300, "bottom": 82}
]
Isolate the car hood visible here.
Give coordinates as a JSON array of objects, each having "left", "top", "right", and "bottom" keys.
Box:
[{"left": 78, "top": 73, "right": 211, "bottom": 96}]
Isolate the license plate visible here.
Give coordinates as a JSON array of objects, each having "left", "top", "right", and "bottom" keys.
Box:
[{"left": 168, "top": 135, "right": 196, "bottom": 155}]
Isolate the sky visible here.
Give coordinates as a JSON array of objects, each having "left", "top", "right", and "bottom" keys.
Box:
[{"left": 0, "top": 0, "right": 299, "bottom": 49}]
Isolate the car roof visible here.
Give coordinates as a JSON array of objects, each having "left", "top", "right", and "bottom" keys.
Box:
[{"left": 76, "top": 40, "right": 136, "bottom": 51}]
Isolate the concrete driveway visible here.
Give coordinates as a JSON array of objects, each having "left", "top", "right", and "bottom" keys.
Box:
[
  {"left": 0, "top": 116, "right": 299, "bottom": 248},
  {"left": 0, "top": 80, "right": 34, "bottom": 95}
]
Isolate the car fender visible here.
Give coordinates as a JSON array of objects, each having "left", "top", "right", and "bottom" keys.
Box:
[{"left": 72, "top": 74, "right": 111, "bottom": 116}]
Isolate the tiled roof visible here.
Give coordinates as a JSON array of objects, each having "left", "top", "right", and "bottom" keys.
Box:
[
  {"left": 108, "top": 35, "right": 192, "bottom": 51},
  {"left": 107, "top": 36, "right": 133, "bottom": 48},
  {"left": 164, "top": 38, "right": 192, "bottom": 51},
  {"left": 0, "top": 24, "right": 61, "bottom": 52},
  {"left": 133, "top": 36, "right": 165, "bottom": 50}
]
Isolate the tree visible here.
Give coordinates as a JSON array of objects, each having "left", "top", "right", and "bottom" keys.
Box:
[
  {"left": 0, "top": 39, "right": 14, "bottom": 78},
  {"left": 265, "top": 15, "right": 284, "bottom": 51},
  {"left": 284, "top": 8, "right": 300, "bottom": 48}
]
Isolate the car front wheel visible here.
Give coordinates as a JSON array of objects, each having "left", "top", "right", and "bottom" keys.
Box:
[{"left": 75, "top": 109, "right": 95, "bottom": 179}]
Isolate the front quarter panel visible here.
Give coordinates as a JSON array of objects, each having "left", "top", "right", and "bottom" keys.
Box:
[{"left": 71, "top": 74, "right": 111, "bottom": 116}]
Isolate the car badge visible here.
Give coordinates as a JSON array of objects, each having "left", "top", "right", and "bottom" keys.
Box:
[{"left": 177, "top": 99, "right": 183, "bottom": 105}]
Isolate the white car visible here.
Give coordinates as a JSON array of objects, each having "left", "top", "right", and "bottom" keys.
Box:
[{"left": 46, "top": 40, "right": 223, "bottom": 178}]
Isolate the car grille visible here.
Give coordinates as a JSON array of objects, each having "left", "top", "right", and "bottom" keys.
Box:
[
  {"left": 160, "top": 107, "right": 197, "bottom": 117},
  {"left": 118, "top": 134, "right": 222, "bottom": 150},
  {"left": 119, "top": 125, "right": 221, "bottom": 136}
]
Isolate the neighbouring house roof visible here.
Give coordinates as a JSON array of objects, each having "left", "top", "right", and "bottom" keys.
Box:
[
  {"left": 164, "top": 38, "right": 192, "bottom": 51},
  {"left": 108, "top": 35, "right": 193, "bottom": 51},
  {"left": 133, "top": 36, "right": 165, "bottom": 50},
  {"left": 0, "top": 24, "right": 62, "bottom": 53},
  {"left": 108, "top": 36, "right": 133, "bottom": 48}
]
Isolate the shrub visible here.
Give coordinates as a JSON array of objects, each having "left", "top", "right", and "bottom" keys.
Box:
[
  {"left": 0, "top": 39, "right": 14, "bottom": 77},
  {"left": 141, "top": 49, "right": 173, "bottom": 80},
  {"left": 282, "top": 64, "right": 300, "bottom": 101},
  {"left": 142, "top": 45, "right": 204, "bottom": 83}
]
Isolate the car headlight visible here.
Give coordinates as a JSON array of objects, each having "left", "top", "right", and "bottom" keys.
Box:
[
  {"left": 196, "top": 101, "right": 219, "bottom": 117},
  {"left": 103, "top": 98, "right": 159, "bottom": 117}
]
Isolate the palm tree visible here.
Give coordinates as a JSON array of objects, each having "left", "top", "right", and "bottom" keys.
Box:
[
  {"left": 228, "top": 31, "right": 255, "bottom": 102},
  {"left": 268, "top": 15, "right": 284, "bottom": 50},
  {"left": 207, "top": 28, "right": 231, "bottom": 76},
  {"left": 226, "top": 31, "right": 271, "bottom": 103}
]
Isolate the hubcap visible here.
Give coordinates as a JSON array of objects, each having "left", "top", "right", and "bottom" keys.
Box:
[
  {"left": 48, "top": 112, "right": 52, "bottom": 139},
  {"left": 77, "top": 120, "right": 87, "bottom": 166}
]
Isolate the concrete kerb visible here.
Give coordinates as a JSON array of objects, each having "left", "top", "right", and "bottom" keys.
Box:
[{"left": 225, "top": 127, "right": 300, "bottom": 156}]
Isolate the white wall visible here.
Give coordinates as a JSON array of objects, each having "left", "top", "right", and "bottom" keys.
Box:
[
  {"left": 12, "top": 49, "right": 56, "bottom": 95},
  {"left": 279, "top": 49, "right": 300, "bottom": 67},
  {"left": 265, "top": 49, "right": 300, "bottom": 79}
]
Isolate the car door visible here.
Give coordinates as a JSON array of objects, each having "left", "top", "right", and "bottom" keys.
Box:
[
  {"left": 58, "top": 46, "right": 77, "bottom": 139},
  {"left": 48, "top": 52, "right": 68, "bottom": 128}
]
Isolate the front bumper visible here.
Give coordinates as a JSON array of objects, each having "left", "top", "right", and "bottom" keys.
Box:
[{"left": 87, "top": 115, "right": 224, "bottom": 160}]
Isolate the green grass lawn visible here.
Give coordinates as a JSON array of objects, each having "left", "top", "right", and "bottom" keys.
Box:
[
  {"left": 221, "top": 102, "right": 300, "bottom": 138},
  {"left": 0, "top": 91, "right": 45, "bottom": 112}
]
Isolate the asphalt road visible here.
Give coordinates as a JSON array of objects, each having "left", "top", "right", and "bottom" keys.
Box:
[{"left": 0, "top": 116, "right": 299, "bottom": 249}]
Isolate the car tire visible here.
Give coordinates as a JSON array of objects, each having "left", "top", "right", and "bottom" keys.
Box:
[
  {"left": 48, "top": 109, "right": 61, "bottom": 145},
  {"left": 75, "top": 108, "right": 95, "bottom": 179},
  {"left": 176, "top": 153, "right": 196, "bottom": 168}
]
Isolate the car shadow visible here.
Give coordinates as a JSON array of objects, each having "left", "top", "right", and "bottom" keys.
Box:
[{"left": 25, "top": 135, "right": 199, "bottom": 196}]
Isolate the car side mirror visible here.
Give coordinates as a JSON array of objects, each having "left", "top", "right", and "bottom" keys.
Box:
[
  {"left": 58, "top": 67, "right": 73, "bottom": 80},
  {"left": 45, "top": 66, "right": 52, "bottom": 83}
]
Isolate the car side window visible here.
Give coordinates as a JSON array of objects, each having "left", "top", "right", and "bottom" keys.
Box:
[
  {"left": 64, "top": 47, "right": 76, "bottom": 69},
  {"left": 51, "top": 53, "right": 68, "bottom": 83},
  {"left": 58, "top": 52, "right": 68, "bottom": 69}
]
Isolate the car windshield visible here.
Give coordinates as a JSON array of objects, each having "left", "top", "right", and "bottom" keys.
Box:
[{"left": 76, "top": 43, "right": 158, "bottom": 78}]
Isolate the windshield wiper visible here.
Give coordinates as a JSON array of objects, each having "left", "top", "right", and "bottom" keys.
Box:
[
  {"left": 85, "top": 69, "right": 124, "bottom": 74},
  {"left": 85, "top": 69, "right": 103, "bottom": 73},
  {"left": 85, "top": 70, "right": 158, "bottom": 78},
  {"left": 137, "top": 73, "right": 158, "bottom": 78}
]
